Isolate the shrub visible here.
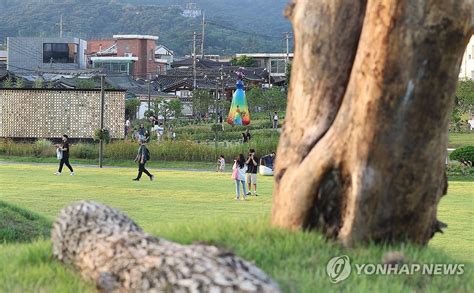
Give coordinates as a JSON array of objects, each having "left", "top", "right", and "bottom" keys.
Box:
[
  {"left": 447, "top": 162, "right": 474, "bottom": 176},
  {"left": 33, "top": 138, "right": 54, "bottom": 157},
  {"left": 211, "top": 124, "right": 223, "bottom": 132},
  {"left": 1, "top": 139, "right": 273, "bottom": 162},
  {"left": 449, "top": 146, "right": 474, "bottom": 167},
  {"left": 71, "top": 143, "right": 97, "bottom": 159},
  {"left": 34, "top": 138, "right": 52, "bottom": 148},
  {"left": 93, "top": 129, "right": 111, "bottom": 144}
]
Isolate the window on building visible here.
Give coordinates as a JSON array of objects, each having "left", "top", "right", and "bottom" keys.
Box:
[
  {"left": 43, "top": 43, "right": 78, "bottom": 63},
  {"left": 93, "top": 62, "right": 130, "bottom": 74},
  {"left": 271, "top": 59, "right": 286, "bottom": 74},
  {"left": 112, "top": 63, "right": 120, "bottom": 72}
]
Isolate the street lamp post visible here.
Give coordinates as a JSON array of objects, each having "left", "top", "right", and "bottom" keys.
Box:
[{"left": 99, "top": 74, "right": 105, "bottom": 168}]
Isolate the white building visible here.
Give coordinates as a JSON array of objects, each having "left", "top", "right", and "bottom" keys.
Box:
[
  {"left": 181, "top": 2, "right": 202, "bottom": 18},
  {"left": 235, "top": 53, "right": 294, "bottom": 78},
  {"left": 155, "top": 45, "right": 174, "bottom": 72},
  {"left": 459, "top": 35, "right": 474, "bottom": 79}
]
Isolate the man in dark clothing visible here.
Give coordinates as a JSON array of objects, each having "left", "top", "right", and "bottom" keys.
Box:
[
  {"left": 138, "top": 123, "right": 145, "bottom": 140},
  {"left": 242, "top": 129, "right": 251, "bottom": 143},
  {"left": 245, "top": 148, "right": 259, "bottom": 196},
  {"left": 55, "top": 134, "right": 74, "bottom": 176},
  {"left": 133, "top": 139, "right": 154, "bottom": 181}
]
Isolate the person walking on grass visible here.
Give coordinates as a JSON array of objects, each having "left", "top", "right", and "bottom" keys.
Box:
[
  {"left": 273, "top": 112, "right": 279, "bottom": 129},
  {"left": 133, "top": 139, "right": 154, "bottom": 181},
  {"left": 232, "top": 154, "right": 248, "bottom": 200},
  {"left": 245, "top": 149, "right": 259, "bottom": 196},
  {"left": 216, "top": 155, "right": 225, "bottom": 172},
  {"left": 55, "top": 134, "right": 74, "bottom": 176}
]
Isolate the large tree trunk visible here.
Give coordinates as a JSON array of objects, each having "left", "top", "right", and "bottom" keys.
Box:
[{"left": 272, "top": 0, "right": 473, "bottom": 246}]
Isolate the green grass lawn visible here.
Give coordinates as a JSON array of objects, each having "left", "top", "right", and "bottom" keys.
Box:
[
  {"left": 0, "top": 163, "right": 472, "bottom": 292},
  {"left": 449, "top": 133, "right": 474, "bottom": 148}
]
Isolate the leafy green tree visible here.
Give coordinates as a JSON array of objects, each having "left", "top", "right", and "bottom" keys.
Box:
[
  {"left": 449, "top": 146, "right": 474, "bottom": 167},
  {"left": 247, "top": 86, "right": 264, "bottom": 112},
  {"left": 152, "top": 98, "right": 172, "bottom": 123},
  {"left": 125, "top": 98, "right": 140, "bottom": 120},
  {"left": 230, "top": 55, "right": 257, "bottom": 67},
  {"left": 264, "top": 86, "right": 287, "bottom": 112},
  {"left": 456, "top": 79, "right": 474, "bottom": 112},
  {"left": 451, "top": 80, "right": 474, "bottom": 132},
  {"left": 246, "top": 86, "right": 287, "bottom": 112},
  {"left": 192, "top": 89, "right": 211, "bottom": 117},
  {"left": 169, "top": 99, "right": 183, "bottom": 119}
]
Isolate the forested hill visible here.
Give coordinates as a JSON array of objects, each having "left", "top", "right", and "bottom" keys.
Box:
[{"left": 0, "top": 0, "right": 292, "bottom": 56}]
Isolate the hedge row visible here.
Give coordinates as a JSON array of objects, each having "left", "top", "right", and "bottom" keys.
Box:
[{"left": 0, "top": 138, "right": 278, "bottom": 162}]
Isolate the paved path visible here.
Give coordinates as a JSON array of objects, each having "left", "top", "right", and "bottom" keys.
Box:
[{"left": 0, "top": 160, "right": 218, "bottom": 173}]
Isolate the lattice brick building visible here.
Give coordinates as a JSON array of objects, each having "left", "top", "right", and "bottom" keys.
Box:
[{"left": 0, "top": 89, "right": 125, "bottom": 139}]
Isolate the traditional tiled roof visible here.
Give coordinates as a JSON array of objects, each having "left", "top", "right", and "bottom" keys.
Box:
[
  {"left": 106, "top": 74, "right": 174, "bottom": 97},
  {"left": 154, "top": 64, "right": 271, "bottom": 92}
]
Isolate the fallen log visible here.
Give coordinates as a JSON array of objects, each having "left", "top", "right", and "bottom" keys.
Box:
[{"left": 52, "top": 201, "right": 280, "bottom": 292}]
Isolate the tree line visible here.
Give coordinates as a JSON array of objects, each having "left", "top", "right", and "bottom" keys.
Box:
[{"left": 0, "top": 0, "right": 290, "bottom": 56}]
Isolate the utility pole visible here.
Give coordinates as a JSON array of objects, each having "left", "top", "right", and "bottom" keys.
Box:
[
  {"left": 192, "top": 32, "right": 197, "bottom": 89},
  {"left": 147, "top": 79, "right": 151, "bottom": 113},
  {"left": 219, "top": 65, "right": 224, "bottom": 118},
  {"left": 284, "top": 32, "right": 290, "bottom": 74},
  {"left": 56, "top": 15, "right": 64, "bottom": 38},
  {"left": 214, "top": 81, "right": 218, "bottom": 159},
  {"left": 99, "top": 74, "right": 105, "bottom": 168},
  {"left": 201, "top": 11, "right": 205, "bottom": 59}
]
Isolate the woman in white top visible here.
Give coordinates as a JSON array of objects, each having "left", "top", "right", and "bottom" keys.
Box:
[{"left": 232, "top": 154, "right": 248, "bottom": 200}]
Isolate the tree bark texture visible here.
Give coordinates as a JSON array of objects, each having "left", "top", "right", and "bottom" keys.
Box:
[{"left": 272, "top": 0, "right": 474, "bottom": 246}]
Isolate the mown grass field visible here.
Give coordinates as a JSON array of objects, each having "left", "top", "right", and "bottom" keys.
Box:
[
  {"left": 0, "top": 163, "right": 472, "bottom": 292},
  {"left": 448, "top": 133, "right": 474, "bottom": 148}
]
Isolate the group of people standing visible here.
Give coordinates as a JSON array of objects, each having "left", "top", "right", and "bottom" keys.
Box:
[
  {"left": 232, "top": 149, "right": 259, "bottom": 200},
  {"left": 125, "top": 116, "right": 175, "bottom": 142}
]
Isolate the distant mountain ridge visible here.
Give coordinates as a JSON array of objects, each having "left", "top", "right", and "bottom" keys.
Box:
[{"left": 0, "top": 0, "right": 292, "bottom": 56}]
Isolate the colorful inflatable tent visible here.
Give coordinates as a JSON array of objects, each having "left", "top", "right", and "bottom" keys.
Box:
[{"left": 227, "top": 73, "right": 250, "bottom": 126}]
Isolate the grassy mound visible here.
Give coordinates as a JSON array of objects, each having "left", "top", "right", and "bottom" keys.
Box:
[
  {"left": 0, "top": 201, "right": 51, "bottom": 243},
  {"left": 0, "top": 218, "right": 472, "bottom": 292}
]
